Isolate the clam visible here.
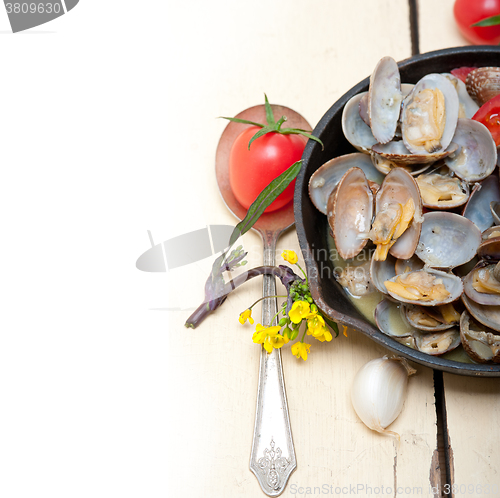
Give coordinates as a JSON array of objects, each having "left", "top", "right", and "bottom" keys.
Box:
[
  {"left": 481, "top": 225, "right": 500, "bottom": 241},
  {"left": 370, "top": 253, "right": 398, "bottom": 294},
  {"left": 384, "top": 268, "right": 463, "bottom": 307},
  {"left": 370, "top": 152, "right": 431, "bottom": 176},
  {"left": 415, "top": 168, "right": 469, "bottom": 209},
  {"left": 327, "top": 167, "right": 374, "bottom": 260},
  {"left": 374, "top": 299, "right": 415, "bottom": 338},
  {"left": 368, "top": 56, "right": 403, "bottom": 144},
  {"left": 415, "top": 212, "right": 481, "bottom": 269},
  {"left": 336, "top": 260, "right": 374, "bottom": 297},
  {"left": 463, "top": 262, "right": 500, "bottom": 306},
  {"left": 370, "top": 168, "right": 423, "bottom": 261},
  {"left": 402, "top": 304, "right": 455, "bottom": 332},
  {"left": 371, "top": 140, "right": 458, "bottom": 166},
  {"left": 460, "top": 310, "right": 500, "bottom": 363},
  {"left": 414, "top": 328, "right": 461, "bottom": 356},
  {"left": 462, "top": 174, "right": 500, "bottom": 232},
  {"left": 401, "top": 73, "right": 459, "bottom": 155},
  {"left": 444, "top": 119, "right": 497, "bottom": 182},
  {"left": 465, "top": 67, "right": 500, "bottom": 107},
  {"left": 477, "top": 231, "right": 500, "bottom": 260},
  {"left": 442, "top": 73, "right": 479, "bottom": 118},
  {"left": 394, "top": 254, "right": 424, "bottom": 274},
  {"left": 491, "top": 201, "right": 500, "bottom": 226},
  {"left": 424, "top": 303, "right": 462, "bottom": 326},
  {"left": 462, "top": 293, "right": 500, "bottom": 333},
  {"left": 309, "top": 153, "right": 383, "bottom": 214},
  {"left": 342, "top": 93, "right": 378, "bottom": 153}
]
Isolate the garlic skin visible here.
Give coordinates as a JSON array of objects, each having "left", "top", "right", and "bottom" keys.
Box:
[{"left": 351, "top": 356, "right": 416, "bottom": 437}]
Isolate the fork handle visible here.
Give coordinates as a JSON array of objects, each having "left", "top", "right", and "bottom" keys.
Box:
[{"left": 249, "top": 229, "right": 296, "bottom": 496}]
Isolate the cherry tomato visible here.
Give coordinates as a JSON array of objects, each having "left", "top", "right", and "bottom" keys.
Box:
[
  {"left": 454, "top": 0, "right": 500, "bottom": 45},
  {"left": 472, "top": 94, "right": 500, "bottom": 146},
  {"left": 229, "top": 126, "right": 306, "bottom": 212},
  {"left": 451, "top": 66, "right": 475, "bottom": 83}
]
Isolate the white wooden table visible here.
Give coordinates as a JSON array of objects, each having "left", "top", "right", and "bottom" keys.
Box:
[{"left": 163, "top": 1, "right": 500, "bottom": 497}]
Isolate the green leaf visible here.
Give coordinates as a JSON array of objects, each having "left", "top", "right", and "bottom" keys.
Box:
[
  {"left": 323, "top": 315, "right": 340, "bottom": 338},
  {"left": 219, "top": 116, "right": 265, "bottom": 127},
  {"left": 280, "top": 128, "right": 325, "bottom": 149},
  {"left": 228, "top": 160, "right": 303, "bottom": 247},
  {"left": 247, "top": 125, "right": 275, "bottom": 149},
  {"left": 264, "top": 94, "right": 275, "bottom": 126},
  {"left": 471, "top": 14, "right": 500, "bottom": 27}
]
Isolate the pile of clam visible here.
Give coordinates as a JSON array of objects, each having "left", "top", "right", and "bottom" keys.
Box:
[{"left": 309, "top": 56, "right": 500, "bottom": 364}]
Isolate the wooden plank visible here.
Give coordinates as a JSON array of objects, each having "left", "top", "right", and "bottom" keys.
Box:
[
  {"left": 441, "top": 376, "right": 500, "bottom": 495},
  {"left": 163, "top": 1, "right": 441, "bottom": 496},
  {"left": 418, "top": 0, "right": 500, "bottom": 494},
  {"left": 418, "top": 0, "right": 469, "bottom": 53}
]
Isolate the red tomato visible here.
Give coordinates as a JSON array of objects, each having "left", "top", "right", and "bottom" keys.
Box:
[
  {"left": 229, "top": 126, "right": 306, "bottom": 213},
  {"left": 454, "top": 0, "right": 500, "bottom": 45},
  {"left": 473, "top": 94, "right": 500, "bottom": 146},
  {"left": 451, "top": 66, "right": 475, "bottom": 83}
]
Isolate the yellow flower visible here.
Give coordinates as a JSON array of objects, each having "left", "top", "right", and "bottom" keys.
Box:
[
  {"left": 282, "top": 250, "right": 298, "bottom": 265},
  {"left": 342, "top": 325, "right": 348, "bottom": 337},
  {"left": 252, "top": 324, "right": 286, "bottom": 353},
  {"left": 288, "top": 300, "right": 311, "bottom": 324},
  {"left": 312, "top": 327, "right": 333, "bottom": 342},
  {"left": 239, "top": 309, "right": 254, "bottom": 325},
  {"left": 291, "top": 341, "right": 311, "bottom": 361},
  {"left": 306, "top": 313, "right": 325, "bottom": 336}
]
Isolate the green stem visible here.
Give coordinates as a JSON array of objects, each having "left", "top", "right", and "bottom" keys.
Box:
[
  {"left": 247, "top": 295, "right": 287, "bottom": 310},
  {"left": 295, "top": 263, "right": 308, "bottom": 282}
]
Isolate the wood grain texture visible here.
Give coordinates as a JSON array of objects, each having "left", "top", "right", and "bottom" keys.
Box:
[
  {"left": 418, "top": 0, "right": 500, "bottom": 494},
  {"left": 418, "top": 0, "right": 469, "bottom": 53},
  {"left": 163, "top": 1, "right": 440, "bottom": 496}
]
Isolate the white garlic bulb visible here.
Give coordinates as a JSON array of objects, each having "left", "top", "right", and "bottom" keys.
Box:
[{"left": 351, "top": 356, "right": 416, "bottom": 438}]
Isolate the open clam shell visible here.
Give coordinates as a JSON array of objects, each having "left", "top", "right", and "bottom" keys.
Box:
[
  {"left": 342, "top": 93, "right": 378, "bottom": 153},
  {"left": 374, "top": 298, "right": 415, "bottom": 338},
  {"left": 442, "top": 73, "right": 479, "bottom": 118},
  {"left": 415, "top": 169, "right": 469, "bottom": 210},
  {"left": 462, "top": 293, "right": 500, "bottom": 333},
  {"left": 371, "top": 140, "right": 458, "bottom": 166},
  {"left": 368, "top": 56, "right": 403, "bottom": 144},
  {"left": 394, "top": 254, "right": 424, "bottom": 274},
  {"left": 384, "top": 268, "right": 463, "bottom": 306},
  {"left": 401, "top": 73, "right": 459, "bottom": 155},
  {"left": 402, "top": 304, "right": 455, "bottom": 332},
  {"left": 491, "top": 201, "right": 500, "bottom": 226},
  {"left": 308, "top": 153, "right": 383, "bottom": 215},
  {"left": 370, "top": 152, "right": 431, "bottom": 176},
  {"left": 462, "top": 175, "right": 500, "bottom": 232},
  {"left": 370, "top": 253, "right": 398, "bottom": 294},
  {"left": 460, "top": 310, "right": 500, "bottom": 363},
  {"left": 414, "top": 328, "right": 461, "bottom": 356},
  {"left": 444, "top": 119, "right": 497, "bottom": 182},
  {"left": 415, "top": 212, "right": 481, "bottom": 269},
  {"left": 478, "top": 232, "right": 500, "bottom": 260},
  {"left": 373, "top": 167, "right": 423, "bottom": 260},
  {"left": 482, "top": 225, "right": 500, "bottom": 241},
  {"left": 463, "top": 262, "right": 500, "bottom": 306},
  {"left": 327, "top": 167, "right": 374, "bottom": 260}
]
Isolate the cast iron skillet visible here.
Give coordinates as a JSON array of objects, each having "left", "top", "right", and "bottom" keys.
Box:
[{"left": 294, "top": 46, "right": 500, "bottom": 377}]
